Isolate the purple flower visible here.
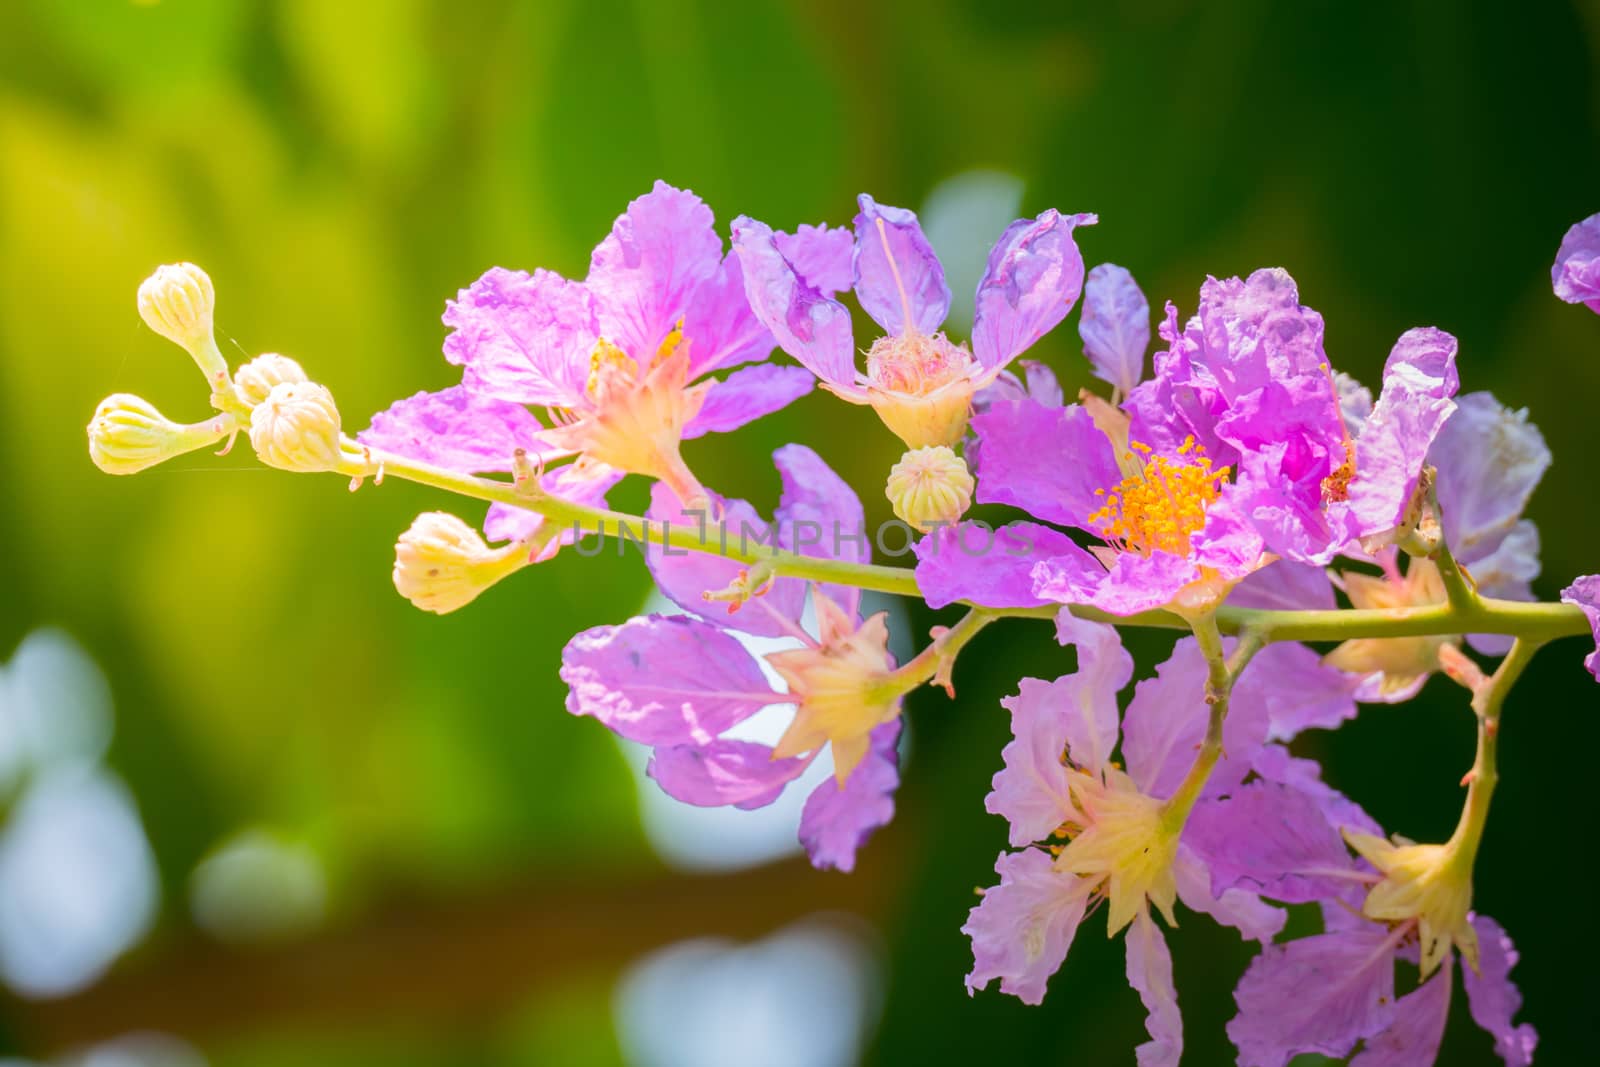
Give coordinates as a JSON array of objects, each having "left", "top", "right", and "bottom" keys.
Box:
[
  {"left": 1552, "top": 212, "right": 1600, "bottom": 313},
  {"left": 1079, "top": 263, "right": 1150, "bottom": 397},
  {"left": 559, "top": 446, "right": 900, "bottom": 871},
  {"left": 360, "top": 182, "right": 813, "bottom": 549},
  {"left": 964, "top": 617, "right": 1285, "bottom": 1064},
  {"left": 1562, "top": 575, "right": 1600, "bottom": 682},
  {"left": 733, "top": 195, "right": 1095, "bottom": 449}
]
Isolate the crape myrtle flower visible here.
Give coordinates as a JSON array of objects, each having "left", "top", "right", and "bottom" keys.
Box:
[
  {"left": 964, "top": 616, "right": 1365, "bottom": 1063},
  {"left": 732, "top": 194, "right": 1095, "bottom": 449},
  {"left": 360, "top": 182, "right": 814, "bottom": 552},
  {"left": 1552, "top": 211, "right": 1600, "bottom": 313},
  {"left": 559, "top": 446, "right": 901, "bottom": 872},
  {"left": 1206, "top": 787, "right": 1538, "bottom": 1067}
]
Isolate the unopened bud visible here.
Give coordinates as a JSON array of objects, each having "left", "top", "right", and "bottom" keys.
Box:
[
  {"left": 235, "top": 353, "right": 309, "bottom": 406},
  {"left": 137, "top": 263, "right": 229, "bottom": 384},
  {"left": 87, "top": 393, "right": 233, "bottom": 475},
  {"left": 393, "top": 512, "right": 526, "bottom": 614},
  {"left": 885, "top": 446, "right": 974, "bottom": 532},
  {"left": 249, "top": 381, "right": 343, "bottom": 473}
]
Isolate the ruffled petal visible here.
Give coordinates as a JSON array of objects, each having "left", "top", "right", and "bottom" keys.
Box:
[
  {"left": 560, "top": 615, "right": 782, "bottom": 746},
  {"left": 644, "top": 483, "right": 806, "bottom": 638},
  {"left": 681, "top": 249, "right": 775, "bottom": 378},
  {"left": 773, "top": 444, "right": 869, "bottom": 616},
  {"left": 962, "top": 848, "right": 1088, "bottom": 1005},
  {"left": 1227, "top": 927, "right": 1398, "bottom": 1067},
  {"left": 358, "top": 385, "right": 554, "bottom": 473},
  {"left": 682, "top": 364, "right": 814, "bottom": 439},
  {"left": 1126, "top": 910, "right": 1183, "bottom": 1067},
  {"left": 774, "top": 223, "right": 854, "bottom": 295},
  {"left": 1185, "top": 780, "right": 1360, "bottom": 903},
  {"left": 970, "top": 209, "right": 1096, "bottom": 369},
  {"left": 586, "top": 181, "right": 724, "bottom": 360},
  {"left": 1250, "top": 745, "right": 1384, "bottom": 836},
  {"left": 1429, "top": 393, "right": 1551, "bottom": 565},
  {"left": 1349, "top": 969, "right": 1452, "bottom": 1067},
  {"left": 970, "top": 399, "right": 1123, "bottom": 528},
  {"left": 1172, "top": 845, "right": 1285, "bottom": 943},
  {"left": 1562, "top": 575, "right": 1600, "bottom": 682},
  {"left": 1461, "top": 913, "right": 1538, "bottom": 1066},
  {"left": 647, "top": 738, "right": 812, "bottom": 810},
  {"left": 1228, "top": 560, "right": 1338, "bottom": 612},
  {"left": 852, "top": 194, "right": 950, "bottom": 336},
  {"left": 1248, "top": 641, "right": 1361, "bottom": 740},
  {"left": 913, "top": 521, "right": 1089, "bottom": 610},
  {"left": 732, "top": 216, "right": 859, "bottom": 390},
  {"left": 1348, "top": 328, "right": 1460, "bottom": 540},
  {"left": 798, "top": 719, "right": 900, "bottom": 872},
  {"left": 1078, "top": 262, "right": 1149, "bottom": 395},
  {"left": 1032, "top": 548, "right": 1200, "bottom": 619},
  {"left": 443, "top": 267, "right": 596, "bottom": 406},
  {"left": 1552, "top": 211, "right": 1600, "bottom": 312}
]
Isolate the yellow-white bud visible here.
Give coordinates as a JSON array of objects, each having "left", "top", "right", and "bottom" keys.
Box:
[
  {"left": 885, "top": 446, "right": 974, "bottom": 532},
  {"left": 87, "top": 393, "right": 233, "bottom": 475},
  {"left": 235, "top": 353, "right": 309, "bottom": 406},
  {"left": 137, "top": 263, "right": 229, "bottom": 384},
  {"left": 249, "top": 381, "right": 343, "bottom": 473},
  {"left": 393, "top": 512, "right": 526, "bottom": 614}
]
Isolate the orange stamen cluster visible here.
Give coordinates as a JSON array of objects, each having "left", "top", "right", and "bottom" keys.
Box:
[{"left": 1087, "top": 437, "right": 1229, "bottom": 557}]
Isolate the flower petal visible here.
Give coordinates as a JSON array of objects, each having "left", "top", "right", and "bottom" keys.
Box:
[
  {"left": 1185, "top": 780, "right": 1360, "bottom": 903},
  {"left": 913, "top": 521, "right": 1089, "bottom": 610},
  {"left": 1250, "top": 745, "right": 1384, "bottom": 837},
  {"left": 1348, "top": 969, "right": 1452, "bottom": 1067},
  {"left": 586, "top": 181, "right": 723, "bottom": 360},
  {"left": 1173, "top": 845, "right": 1285, "bottom": 943},
  {"left": 1562, "top": 575, "right": 1600, "bottom": 682},
  {"left": 1126, "top": 909, "right": 1184, "bottom": 1067},
  {"left": 732, "top": 216, "right": 859, "bottom": 390},
  {"left": 358, "top": 386, "right": 553, "bottom": 473},
  {"left": 443, "top": 267, "right": 596, "bottom": 406},
  {"left": 1461, "top": 913, "right": 1539, "bottom": 1067},
  {"left": 1249, "top": 642, "right": 1361, "bottom": 740},
  {"left": 1227, "top": 927, "right": 1398, "bottom": 1067},
  {"left": 798, "top": 719, "right": 901, "bottom": 872},
  {"left": 774, "top": 223, "right": 854, "bottom": 295},
  {"left": 681, "top": 249, "right": 775, "bottom": 378},
  {"left": 1229, "top": 560, "right": 1338, "bottom": 612},
  {"left": 560, "top": 615, "right": 782, "bottom": 746},
  {"left": 1552, "top": 211, "right": 1600, "bottom": 313},
  {"left": 1078, "top": 262, "right": 1149, "bottom": 395},
  {"left": 852, "top": 194, "right": 951, "bottom": 336},
  {"left": 1033, "top": 549, "right": 1200, "bottom": 619},
  {"left": 774, "top": 444, "right": 868, "bottom": 616},
  {"left": 682, "top": 364, "right": 814, "bottom": 439},
  {"left": 647, "top": 738, "right": 812, "bottom": 810},
  {"left": 963, "top": 848, "right": 1088, "bottom": 1005},
  {"left": 1348, "top": 328, "right": 1459, "bottom": 540},
  {"left": 971, "top": 210, "right": 1096, "bottom": 369},
  {"left": 1430, "top": 393, "right": 1551, "bottom": 565},
  {"left": 970, "top": 399, "right": 1123, "bottom": 528}
]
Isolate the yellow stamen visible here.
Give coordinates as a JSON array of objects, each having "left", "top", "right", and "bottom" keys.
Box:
[
  {"left": 586, "top": 337, "right": 634, "bottom": 397},
  {"left": 1086, "top": 436, "right": 1229, "bottom": 557}
]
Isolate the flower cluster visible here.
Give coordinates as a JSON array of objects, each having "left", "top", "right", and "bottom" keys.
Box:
[{"left": 91, "top": 185, "right": 1600, "bottom": 1065}]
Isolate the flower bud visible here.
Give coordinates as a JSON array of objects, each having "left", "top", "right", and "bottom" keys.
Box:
[
  {"left": 249, "top": 381, "right": 344, "bottom": 473},
  {"left": 87, "top": 393, "right": 232, "bottom": 475},
  {"left": 235, "top": 353, "right": 309, "bottom": 406},
  {"left": 137, "top": 263, "right": 229, "bottom": 384},
  {"left": 393, "top": 512, "right": 526, "bottom": 614},
  {"left": 885, "top": 446, "right": 974, "bottom": 532}
]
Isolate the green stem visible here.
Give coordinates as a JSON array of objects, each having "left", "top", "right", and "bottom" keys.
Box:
[
  {"left": 1444, "top": 638, "right": 1543, "bottom": 876},
  {"left": 340, "top": 444, "right": 1592, "bottom": 644},
  {"left": 1431, "top": 534, "right": 1481, "bottom": 617},
  {"left": 873, "top": 607, "right": 996, "bottom": 701},
  {"left": 1159, "top": 615, "right": 1261, "bottom": 833}
]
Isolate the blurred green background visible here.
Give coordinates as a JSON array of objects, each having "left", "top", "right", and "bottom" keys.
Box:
[{"left": 2, "top": 0, "right": 1599, "bottom": 1063}]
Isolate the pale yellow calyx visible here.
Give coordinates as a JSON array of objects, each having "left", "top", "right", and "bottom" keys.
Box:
[
  {"left": 1346, "top": 830, "right": 1477, "bottom": 976},
  {"left": 137, "top": 262, "right": 230, "bottom": 385},
  {"left": 249, "top": 381, "right": 343, "bottom": 473},
  {"left": 393, "top": 512, "right": 529, "bottom": 614},
  {"left": 1056, "top": 767, "right": 1181, "bottom": 936},
  {"left": 87, "top": 393, "right": 235, "bottom": 475},
  {"left": 767, "top": 596, "right": 898, "bottom": 784},
  {"left": 885, "top": 446, "right": 974, "bottom": 532},
  {"left": 1324, "top": 559, "right": 1457, "bottom": 696},
  {"left": 862, "top": 332, "right": 979, "bottom": 448},
  {"left": 235, "top": 353, "right": 309, "bottom": 406},
  {"left": 548, "top": 341, "right": 709, "bottom": 506}
]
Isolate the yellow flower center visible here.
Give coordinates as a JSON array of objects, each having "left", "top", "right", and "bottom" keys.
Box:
[
  {"left": 1087, "top": 437, "right": 1229, "bottom": 557},
  {"left": 1054, "top": 767, "right": 1180, "bottom": 936}
]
